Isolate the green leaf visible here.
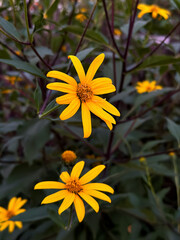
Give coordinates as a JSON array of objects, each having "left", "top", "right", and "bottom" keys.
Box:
[
  {"left": 110, "top": 87, "right": 135, "bottom": 103},
  {"left": 39, "top": 99, "right": 60, "bottom": 118},
  {"left": 170, "top": 0, "right": 180, "bottom": 9},
  {"left": 47, "top": 208, "right": 65, "bottom": 227},
  {"left": 46, "top": 0, "right": 59, "bottom": 18},
  {"left": 34, "top": 81, "right": 43, "bottom": 112},
  {"left": 0, "top": 121, "right": 23, "bottom": 134},
  {"left": 0, "top": 17, "right": 21, "bottom": 40},
  {"left": 76, "top": 47, "right": 95, "bottom": 61},
  {"left": 0, "top": 59, "right": 46, "bottom": 78},
  {"left": 166, "top": 118, "right": 180, "bottom": 145},
  {"left": 121, "top": 20, "right": 149, "bottom": 35}
]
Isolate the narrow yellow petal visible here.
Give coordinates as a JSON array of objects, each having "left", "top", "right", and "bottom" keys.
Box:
[
  {"left": 34, "top": 181, "right": 65, "bottom": 190},
  {"left": 68, "top": 55, "right": 86, "bottom": 83},
  {"left": 46, "top": 71, "right": 77, "bottom": 87},
  {"left": 0, "top": 221, "right": 9, "bottom": 231},
  {"left": 85, "top": 54, "right": 105, "bottom": 83},
  {"left": 152, "top": 11, "right": 158, "bottom": 18},
  {"left": 46, "top": 82, "right": 76, "bottom": 94},
  {"left": 60, "top": 98, "right": 80, "bottom": 120},
  {"left": 81, "top": 102, "right": 92, "bottom": 138},
  {"left": 83, "top": 183, "right": 114, "bottom": 193},
  {"left": 79, "top": 191, "right": 99, "bottom": 212},
  {"left": 71, "top": 161, "right": 85, "bottom": 179},
  {"left": 0, "top": 207, "right": 6, "bottom": 213},
  {"left": 92, "top": 85, "right": 116, "bottom": 95},
  {"left": 74, "top": 195, "right": 85, "bottom": 222},
  {"left": 41, "top": 190, "right": 67, "bottom": 204},
  {"left": 79, "top": 165, "right": 105, "bottom": 185},
  {"left": 90, "top": 78, "right": 112, "bottom": 88},
  {"left": 15, "top": 209, "right": 26, "bottom": 215},
  {"left": 103, "top": 120, "right": 113, "bottom": 130},
  {"left": 60, "top": 171, "right": 71, "bottom": 183},
  {"left": 9, "top": 221, "right": 15, "bottom": 233},
  {"left": 15, "top": 221, "right": 22, "bottom": 229},
  {"left": 8, "top": 197, "right": 17, "bottom": 211},
  {"left": 56, "top": 94, "right": 76, "bottom": 105},
  {"left": 14, "top": 199, "right": 27, "bottom": 211},
  {"left": 93, "top": 96, "right": 120, "bottom": 116},
  {"left": 58, "top": 192, "right": 75, "bottom": 215},
  {"left": 84, "top": 189, "right": 111, "bottom": 203},
  {"left": 86, "top": 102, "right": 116, "bottom": 124}
]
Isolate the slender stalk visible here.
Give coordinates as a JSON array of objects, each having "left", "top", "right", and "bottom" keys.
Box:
[
  {"left": 0, "top": 40, "right": 25, "bottom": 61},
  {"left": 31, "top": 45, "right": 52, "bottom": 70},
  {"left": 66, "top": 205, "right": 73, "bottom": 230},
  {"left": 0, "top": 28, "right": 31, "bottom": 45},
  {"left": 23, "top": 0, "right": 32, "bottom": 43},
  {"left": 9, "top": 0, "right": 16, "bottom": 26},
  {"left": 111, "top": 0, "right": 117, "bottom": 88}
]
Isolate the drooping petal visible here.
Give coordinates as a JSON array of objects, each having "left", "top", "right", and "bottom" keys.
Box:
[
  {"left": 56, "top": 94, "right": 76, "bottom": 105},
  {"left": 0, "top": 221, "right": 9, "bottom": 231},
  {"left": 71, "top": 161, "right": 85, "bottom": 179},
  {"left": 8, "top": 221, "right": 15, "bottom": 233},
  {"left": 68, "top": 55, "right": 86, "bottom": 83},
  {"left": 79, "top": 165, "right": 105, "bottom": 185},
  {"left": 92, "top": 96, "right": 120, "bottom": 116},
  {"left": 74, "top": 195, "right": 85, "bottom": 222},
  {"left": 83, "top": 183, "right": 114, "bottom": 193},
  {"left": 41, "top": 190, "right": 68, "bottom": 204},
  {"left": 85, "top": 54, "right": 105, "bottom": 83},
  {"left": 15, "top": 221, "right": 22, "bottom": 229},
  {"left": 86, "top": 102, "right": 116, "bottom": 124},
  {"left": 8, "top": 197, "right": 16, "bottom": 211},
  {"left": 103, "top": 120, "right": 113, "bottom": 130},
  {"left": 60, "top": 171, "right": 71, "bottom": 183},
  {"left": 81, "top": 102, "right": 92, "bottom": 138},
  {"left": 60, "top": 98, "right": 80, "bottom": 120},
  {"left": 14, "top": 199, "right": 27, "bottom": 211},
  {"left": 159, "top": 9, "right": 170, "bottom": 19},
  {"left": 58, "top": 192, "right": 75, "bottom": 215},
  {"left": 79, "top": 191, "right": 99, "bottom": 212},
  {"left": 152, "top": 11, "right": 158, "bottom": 18},
  {"left": 83, "top": 189, "right": 111, "bottom": 203},
  {"left": 92, "top": 84, "right": 116, "bottom": 95},
  {"left": 46, "top": 82, "right": 76, "bottom": 94},
  {"left": 90, "top": 78, "right": 112, "bottom": 89},
  {"left": 34, "top": 181, "right": 65, "bottom": 190},
  {"left": 46, "top": 71, "right": 77, "bottom": 87}
]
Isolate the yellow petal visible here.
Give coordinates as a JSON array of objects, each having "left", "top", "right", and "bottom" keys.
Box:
[
  {"left": 81, "top": 102, "right": 92, "bottom": 138},
  {"left": 14, "top": 199, "right": 27, "bottom": 211},
  {"left": 84, "top": 189, "right": 111, "bottom": 203},
  {"left": 46, "top": 82, "right": 76, "bottom": 94},
  {"left": 60, "top": 98, "right": 80, "bottom": 120},
  {"left": 15, "top": 209, "right": 26, "bottom": 215},
  {"left": 79, "top": 191, "right": 99, "bottom": 212},
  {"left": 60, "top": 171, "right": 71, "bottom": 183},
  {"left": 103, "top": 120, "right": 113, "bottom": 130},
  {"left": 68, "top": 55, "right": 86, "bottom": 83},
  {"left": 93, "top": 96, "right": 120, "bottom": 116},
  {"left": 71, "top": 161, "right": 85, "bottom": 179},
  {"left": 46, "top": 71, "right": 77, "bottom": 87},
  {"left": 74, "top": 195, "right": 85, "bottom": 222},
  {"left": 85, "top": 54, "right": 105, "bottom": 83},
  {"left": 56, "top": 94, "right": 76, "bottom": 105},
  {"left": 90, "top": 78, "right": 112, "bottom": 88},
  {"left": 92, "top": 84, "right": 116, "bottom": 95},
  {"left": 41, "top": 190, "right": 67, "bottom": 204},
  {"left": 79, "top": 165, "right": 105, "bottom": 185},
  {"left": 86, "top": 101, "right": 116, "bottom": 124},
  {"left": 0, "top": 207, "right": 6, "bottom": 213},
  {"left": 58, "top": 192, "right": 75, "bottom": 215},
  {"left": 15, "top": 221, "right": 22, "bottom": 229},
  {"left": 0, "top": 221, "right": 9, "bottom": 231},
  {"left": 9, "top": 221, "right": 15, "bottom": 233},
  {"left": 83, "top": 183, "right": 114, "bottom": 193},
  {"left": 8, "top": 197, "right": 17, "bottom": 211},
  {"left": 158, "top": 9, "right": 170, "bottom": 19},
  {"left": 152, "top": 11, "right": 158, "bottom": 18},
  {"left": 34, "top": 181, "right": 65, "bottom": 190}
]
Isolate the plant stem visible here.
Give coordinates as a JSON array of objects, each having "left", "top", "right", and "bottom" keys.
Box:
[
  {"left": 23, "top": 0, "right": 32, "bottom": 43},
  {"left": 9, "top": 0, "right": 16, "bottom": 26},
  {"left": 67, "top": 205, "right": 73, "bottom": 230},
  {"left": 111, "top": 0, "right": 117, "bottom": 88}
]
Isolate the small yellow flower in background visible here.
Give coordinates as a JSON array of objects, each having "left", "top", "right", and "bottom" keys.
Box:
[
  {"left": 61, "top": 150, "right": 77, "bottom": 164},
  {"left": 80, "top": 8, "right": 88, "bottom": 13},
  {"left": 136, "top": 80, "right": 162, "bottom": 94},
  {"left": 169, "top": 152, "right": 176, "bottom": 157},
  {"left": 75, "top": 13, "right": 87, "bottom": 22},
  {"left": 139, "top": 157, "right": 146, "bottom": 163},
  {"left": 15, "top": 50, "right": 21, "bottom": 56},
  {"left": 4, "top": 76, "right": 22, "bottom": 85},
  {"left": 0, "top": 197, "right": 27, "bottom": 233},
  {"left": 61, "top": 45, "right": 67, "bottom": 53},
  {"left": 1, "top": 89, "right": 14, "bottom": 94},
  {"left": 137, "top": 4, "right": 171, "bottom": 20},
  {"left": 34, "top": 161, "right": 114, "bottom": 222},
  {"left": 46, "top": 53, "right": 120, "bottom": 138},
  {"left": 114, "top": 28, "right": 122, "bottom": 37}
]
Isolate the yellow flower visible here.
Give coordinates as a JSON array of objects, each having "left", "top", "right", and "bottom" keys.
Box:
[
  {"left": 137, "top": 4, "right": 171, "bottom": 20},
  {"left": 114, "top": 28, "right": 122, "bottom": 37},
  {"left": 15, "top": 50, "right": 21, "bottom": 56},
  {"left": 61, "top": 150, "right": 77, "bottom": 164},
  {"left": 61, "top": 45, "right": 67, "bottom": 53},
  {"left": 34, "top": 161, "right": 114, "bottom": 222},
  {"left": 4, "top": 76, "right": 22, "bottom": 85},
  {"left": 169, "top": 152, "right": 176, "bottom": 157},
  {"left": 0, "top": 197, "right": 27, "bottom": 233},
  {"left": 80, "top": 8, "right": 88, "bottom": 13},
  {"left": 75, "top": 13, "right": 87, "bottom": 22},
  {"left": 139, "top": 157, "right": 146, "bottom": 163},
  {"left": 46, "top": 54, "right": 120, "bottom": 138},
  {"left": 136, "top": 80, "right": 162, "bottom": 94},
  {"left": 1, "top": 89, "right": 14, "bottom": 94}
]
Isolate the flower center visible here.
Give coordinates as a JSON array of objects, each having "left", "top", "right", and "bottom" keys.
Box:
[
  {"left": 76, "top": 83, "right": 93, "bottom": 102},
  {"left": 151, "top": 5, "right": 158, "bottom": 12},
  {"left": 6, "top": 210, "right": 15, "bottom": 219},
  {"left": 66, "top": 179, "right": 82, "bottom": 194}
]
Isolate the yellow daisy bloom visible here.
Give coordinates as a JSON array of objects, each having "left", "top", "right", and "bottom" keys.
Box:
[
  {"left": 46, "top": 54, "right": 120, "bottom": 138},
  {"left": 75, "top": 13, "right": 87, "bottom": 22},
  {"left": 136, "top": 80, "right": 162, "bottom": 94},
  {"left": 0, "top": 197, "right": 27, "bottom": 233},
  {"left": 4, "top": 76, "right": 22, "bottom": 85},
  {"left": 34, "top": 161, "right": 114, "bottom": 222},
  {"left": 61, "top": 150, "right": 77, "bottom": 164},
  {"left": 114, "top": 28, "right": 122, "bottom": 37},
  {"left": 137, "top": 4, "right": 171, "bottom": 20}
]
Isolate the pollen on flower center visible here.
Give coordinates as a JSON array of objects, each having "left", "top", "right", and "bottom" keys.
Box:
[
  {"left": 6, "top": 210, "right": 15, "bottom": 219},
  {"left": 76, "top": 83, "right": 93, "bottom": 102},
  {"left": 66, "top": 179, "right": 82, "bottom": 194}
]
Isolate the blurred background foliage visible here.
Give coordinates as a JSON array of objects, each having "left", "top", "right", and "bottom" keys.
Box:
[{"left": 0, "top": 0, "right": 180, "bottom": 239}]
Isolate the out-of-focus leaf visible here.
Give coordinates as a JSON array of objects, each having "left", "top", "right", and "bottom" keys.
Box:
[
  {"left": 76, "top": 47, "right": 95, "bottom": 61},
  {"left": 39, "top": 99, "right": 61, "bottom": 118},
  {"left": 141, "top": 139, "right": 167, "bottom": 152},
  {"left": 110, "top": 87, "right": 135, "bottom": 103},
  {"left": 2, "top": 136, "right": 22, "bottom": 153},
  {"left": 170, "top": 0, "right": 180, "bottom": 9},
  {"left": 46, "top": 0, "right": 59, "bottom": 18},
  {"left": 121, "top": 20, "right": 149, "bottom": 35},
  {"left": 0, "top": 17, "right": 21, "bottom": 40},
  {"left": 47, "top": 208, "right": 65, "bottom": 227},
  {"left": 166, "top": 118, "right": 180, "bottom": 145},
  {"left": 34, "top": 81, "right": 43, "bottom": 113},
  {"left": 0, "top": 121, "right": 23, "bottom": 134},
  {"left": 0, "top": 59, "right": 46, "bottom": 78}
]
